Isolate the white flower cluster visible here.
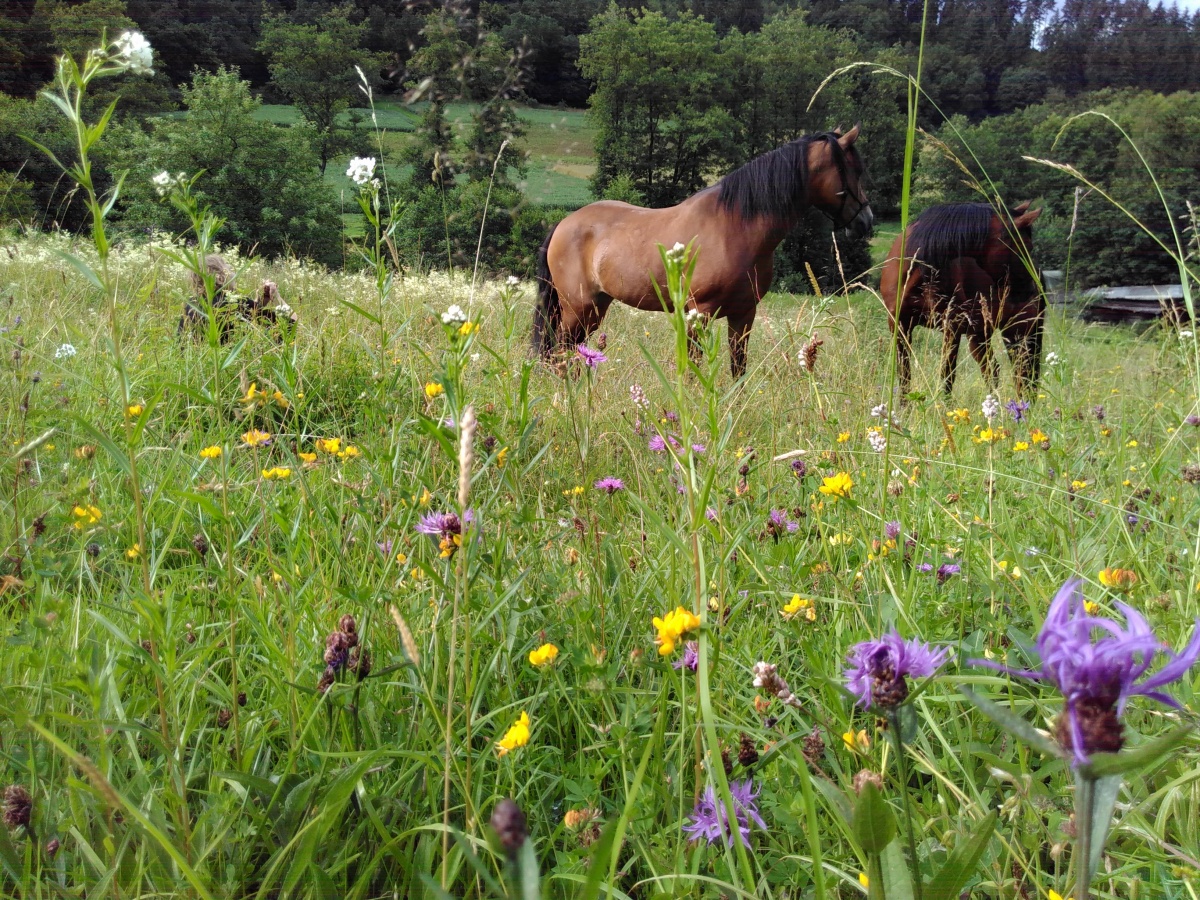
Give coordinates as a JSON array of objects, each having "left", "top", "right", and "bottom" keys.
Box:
[
  {"left": 870, "top": 402, "right": 899, "bottom": 426},
  {"left": 441, "top": 304, "right": 467, "bottom": 325},
  {"left": 629, "top": 383, "right": 649, "bottom": 410},
  {"left": 346, "top": 156, "right": 378, "bottom": 187},
  {"left": 55, "top": 343, "right": 77, "bottom": 360},
  {"left": 685, "top": 308, "right": 702, "bottom": 323},
  {"left": 1180, "top": 330, "right": 1194, "bottom": 341},
  {"left": 867, "top": 427, "right": 887, "bottom": 453},
  {"left": 665, "top": 241, "right": 686, "bottom": 264},
  {"left": 151, "top": 171, "right": 187, "bottom": 198},
  {"left": 1045, "top": 351, "right": 1061, "bottom": 367},
  {"left": 113, "top": 31, "right": 153, "bottom": 76},
  {"left": 506, "top": 275, "right": 520, "bottom": 287},
  {"left": 982, "top": 393, "right": 1000, "bottom": 421}
]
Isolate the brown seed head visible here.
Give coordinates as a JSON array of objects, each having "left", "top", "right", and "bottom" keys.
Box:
[
  {"left": 852, "top": 769, "right": 884, "bottom": 795},
  {"left": 490, "top": 798, "right": 527, "bottom": 855},
  {"left": 2, "top": 785, "right": 32, "bottom": 829}
]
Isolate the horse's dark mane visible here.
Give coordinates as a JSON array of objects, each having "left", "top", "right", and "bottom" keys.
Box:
[
  {"left": 716, "top": 132, "right": 857, "bottom": 223},
  {"left": 909, "top": 203, "right": 1019, "bottom": 269}
]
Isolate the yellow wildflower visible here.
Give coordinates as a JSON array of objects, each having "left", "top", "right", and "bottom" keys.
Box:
[
  {"left": 1084, "top": 601, "right": 1100, "bottom": 614},
  {"left": 496, "top": 446, "right": 509, "bottom": 468},
  {"left": 1012, "top": 441, "right": 1030, "bottom": 452},
  {"left": 1030, "top": 429, "right": 1049, "bottom": 444},
  {"left": 781, "top": 594, "right": 814, "bottom": 621},
  {"left": 1099, "top": 567, "right": 1137, "bottom": 592},
  {"left": 337, "top": 445, "right": 360, "bottom": 459},
  {"left": 126, "top": 543, "right": 141, "bottom": 560},
  {"left": 242, "top": 429, "right": 271, "bottom": 448},
  {"left": 127, "top": 404, "right": 143, "bottom": 417},
  {"left": 1071, "top": 480, "right": 1088, "bottom": 491},
  {"left": 396, "top": 552, "right": 408, "bottom": 565},
  {"left": 652, "top": 606, "right": 701, "bottom": 656},
  {"left": 973, "top": 426, "right": 1002, "bottom": 444},
  {"left": 1100, "top": 427, "right": 1111, "bottom": 436},
  {"left": 495, "top": 711, "right": 530, "bottom": 756},
  {"left": 261, "top": 467, "right": 291, "bottom": 480},
  {"left": 843, "top": 729, "right": 870, "bottom": 753},
  {"left": 243, "top": 383, "right": 262, "bottom": 403},
  {"left": 1050, "top": 891, "right": 1064, "bottom": 900},
  {"left": 948, "top": 408, "right": 970, "bottom": 424},
  {"left": 316, "top": 437, "right": 341, "bottom": 454},
  {"left": 836, "top": 432, "right": 850, "bottom": 443},
  {"left": 1126, "top": 439, "right": 1138, "bottom": 448},
  {"left": 425, "top": 382, "right": 444, "bottom": 399},
  {"left": 458, "top": 321, "right": 477, "bottom": 336},
  {"left": 72, "top": 505, "right": 101, "bottom": 529},
  {"left": 272, "top": 390, "right": 290, "bottom": 409},
  {"left": 528, "top": 643, "right": 559, "bottom": 667},
  {"left": 860, "top": 873, "right": 870, "bottom": 890},
  {"left": 200, "top": 445, "right": 222, "bottom": 459},
  {"left": 828, "top": 533, "right": 853, "bottom": 546},
  {"left": 819, "top": 472, "right": 853, "bottom": 499},
  {"left": 299, "top": 452, "right": 317, "bottom": 465}
]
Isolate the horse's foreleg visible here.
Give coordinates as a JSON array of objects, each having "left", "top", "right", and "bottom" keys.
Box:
[
  {"left": 728, "top": 311, "right": 755, "bottom": 380},
  {"left": 894, "top": 318, "right": 914, "bottom": 398},
  {"left": 940, "top": 328, "right": 962, "bottom": 397},
  {"left": 968, "top": 332, "right": 999, "bottom": 390}
]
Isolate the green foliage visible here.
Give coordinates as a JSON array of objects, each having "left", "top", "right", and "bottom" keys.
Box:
[
  {"left": 258, "top": 5, "right": 380, "bottom": 175},
  {"left": 0, "top": 171, "right": 34, "bottom": 226},
  {"left": 109, "top": 67, "right": 341, "bottom": 265},
  {"left": 915, "top": 90, "right": 1200, "bottom": 287}
]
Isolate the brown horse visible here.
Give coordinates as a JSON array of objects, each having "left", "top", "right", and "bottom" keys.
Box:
[
  {"left": 880, "top": 202, "right": 1044, "bottom": 398},
  {"left": 533, "top": 126, "right": 874, "bottom": 377}
]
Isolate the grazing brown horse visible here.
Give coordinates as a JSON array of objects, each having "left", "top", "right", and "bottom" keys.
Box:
[
  {"left": 533, "top": 126, "right": 874, "bottom": 377},
  {"left": 880, "top": 202, "right": 1044, "bottom": 398}
]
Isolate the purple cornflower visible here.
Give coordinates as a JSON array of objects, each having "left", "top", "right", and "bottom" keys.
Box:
[
  {"left": 683, "top": 779, "right": 766, "bottom": 848},
  {"left": 791, "top": 459, "right": 808, "bottom": 478},
  {"left": 415, "top": 510, "right": 475, "bottom": 553},
  {"left": 665, "top": 411, "right": 679, "bottom": 422},
  {"left": 1006, "top": 399, "right": 1030, "bottom": 423},
  {"left": 649, "top": 433, "right": 680, "bottom": 452},
  {"left": 885, "top": 520, "right": 902, "bottom": 541},
  {"left": 594, "top": 476, "right": 625, "bottom": 494},
  {"left": 768, "top": 509, "right": 798, "bottom": 533},
  {"left": 978, "top": 579, "right": 1200, "bottom": 765},
  {"left": 844, "top": 630, "right": 951, "bottom": 709},
  {"left": 576, "top": 344, "right": 606, "bottom": 368},
  {"left": 691, "top": 442, "right": 707, "bottom": 454},
  {"left": 673, "top": 641, "right": 699, "bottom": 672},
  {"left": 916, "top": 562, "right": 934, "bottom": 573},
  {"left": 937, "top": 562, "right": 961, "bottom": 583}
]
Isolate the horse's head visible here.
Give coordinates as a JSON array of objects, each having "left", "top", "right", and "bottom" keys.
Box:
[
  {"left": 1005, "top": 201, "right": 1043, "bottom": 297},
  {"left": 810, "top": 125, "right": 874, "bottom": 239}
]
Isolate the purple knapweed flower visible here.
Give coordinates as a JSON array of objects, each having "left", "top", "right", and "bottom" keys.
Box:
[
  {"left": 576, "top": 344, "right": 607, "bottom": 368},
  {"left": 768, "top": 509, "right": 798, "bottom": 533},
  {"left": 415, "top": 509, "right": 474, "bottom": 543},
  {"left": 937, "top": 562, "right": 961, "bottom": 583},
  {"left": 649, "top": 433, "right": 681, "bottom": 452},
  {"left": 673, "top": 641, "right": 699, "bottom": 672},
  {"left": 1186, "top": 414, "right": 1200, "bottom": 427},
  {"left": 916, "top": 562, "right": 934, "bottom": 573},
  {"left": 691, "top": 442, "right": 706, "bottom": 454},
  {"left": 1006, "top": 399, "right": 1030, "bottom": 423},
  {"left": 683, "top": 779, "right": 766, "bottom": 848},
  {"left": 977, "top": 579, "right": 1200, "bottom": 765},
  {"left": 594, "top": 476, "right": 625, "bottom": 494},
  {"left": 705, "top": 507, "right": 718, "bottom": 522},
  {"left": 844, "top": 630, "right": 951, "bottom": 709},
  {"left": 377, "top": 539, "right": 393, "bottom": 556},
  {"left": 885, "top": 520, "right": 902, "bottom": 541},
  {"left": 665, "top": 411, "right": 679, "bottom": 422}
]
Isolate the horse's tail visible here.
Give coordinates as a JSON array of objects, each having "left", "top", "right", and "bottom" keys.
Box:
[{"left": 531, "top": 222, "right": 560, "bottom": 358}]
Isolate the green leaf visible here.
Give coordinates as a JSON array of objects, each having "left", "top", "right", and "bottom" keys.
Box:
[
  {"left": 53, "top": 249, "right": 105, "bottom": 292},
  {"left": 9, "top": 428, "right": 55, "bottom": 464},
  {"left": 852, "top": 781, "right": 895, "bottom": 854},
  {"left": 960, "top": 687, "right": 1063, "bottom": 760},
  {"left": 518, "top": 836, "right": 541, "bottom": 900},
  {"left": 1079, "top": 724, "right": 1193, "bottom": 778},
  {"left": 1085, "top": 773, "right": 1123, "bottom": 884},
  {"left": 579, "top": 819, "right": 619, "bottom": 900},
  {"left": 880, "top": 839, "right": 915, "bottom": 900},
  {"left": 71, "top": 416, "right": 132, "bottom": 476},
  {"left": 338, "top": 296, "right": 382, "bottom": 324},
  {"left": 924, "top": 811, "right": 998, "bottom": 900}
]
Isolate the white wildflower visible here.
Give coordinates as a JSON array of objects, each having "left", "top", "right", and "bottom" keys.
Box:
[
  {"left": 54, "top": 343, "right": 77, "bottom": 360},
  {"left": 151, "top": 171, "right": 172, "bottom": 196},
  {"left": 870, "top": 402, "right": 899, "bottom": 426},
  {"left": 982, "top": 394, "right": 1000, "bottom": 422},
  {"left": 113, "top": 31, "right": 153, "bottom": 75},
  {"left": 274, "top": 301, "right": 292, "bottom": 316},
  {"left": 346, "top": 156, "right": 376, "bottom": 186},
  {"left": 441, "top": 304, "right": 467, "bottom": 325},
  {"left": 506, "top": 275, "right": 520, "bottom": 286},
  {"left": 685, "top": 308, "right": 702, "bottom": 323},
  {"left": 665, "top": 241, "right": 686, "bottom": 264},
  {"left": 1045, "top": 351, "right": 1060, "bottom": 367},
  {"left": 867, "top": 427, "right": 887, "bottom": 453},
  {"left": 629, "top": 383, "right": 649, "bottom": 410},
  {"left": 1180, "top": 330, "right": 1194, "bottom": 340},
  {"left": 470, "top": 352, "right": 480, "bottom": 362}
]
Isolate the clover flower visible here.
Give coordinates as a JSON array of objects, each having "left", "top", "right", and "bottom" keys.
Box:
[
  {"left": 791, "top": 458, "right": 807, "bottom": 478},
  {"left": 982, "top": 394, "right": 1000, "bottom": 421},
  {"left": 885, "top": 520, "right": 902, "bottom": 541},
  {"left": 844, "top": 630, "right": 950, "bottom": 709},
  {"left": 54, "top": 343, "right": 76, "bottom": 360},
  {"left": 113, "top": 31, "right": 153, "bottom": 75},
  {"left": 867, "top": 427, "right": 887, "bottom": 453},
  {"left": 977, "top": 579, "right": 1200, "bottom": 765},
  {"left": 683, "top": 779, "right": 766, "bottom": 848},
  {"left": 594, "top": 476, "right": 625, "bottom": 494},
  {"left": 751, "top": 661, "right": 802, "bottom": 708},
  {"left": 576, "top": 344, "right": 607, "bottom": 368},
  {"left": 346, "top": 156, "right": 377, "bottom": 186},
  {"left": 630, "top": 383, "right": 650, "bottom": 410}
]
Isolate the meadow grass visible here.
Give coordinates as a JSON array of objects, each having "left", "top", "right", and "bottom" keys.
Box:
[{"left": 1, "top": 227, "right": 1199, "bottom": 898}]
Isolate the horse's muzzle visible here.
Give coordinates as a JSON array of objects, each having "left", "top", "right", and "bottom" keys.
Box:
[{"left": 841, "top": 204, "right": 874, "bottom": 240}]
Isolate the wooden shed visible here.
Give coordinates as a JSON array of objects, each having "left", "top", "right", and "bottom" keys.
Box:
[{"left": 1081, "top": 284, "right": 1186, "bottom": 323}]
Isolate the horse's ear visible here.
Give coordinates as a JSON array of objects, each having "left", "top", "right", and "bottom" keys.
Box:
[
  {"left": 837, "top": 123, "right": 861, "bottom": 148},
  {"left": 833, "top": 123, "right": 845, "bottom": 135},
  {"left": 1015, "top": 206, "right": 1043, "bottom": 226},
  {"left": 1012, "top": 200, "right": 1031, "bottom": 213}
]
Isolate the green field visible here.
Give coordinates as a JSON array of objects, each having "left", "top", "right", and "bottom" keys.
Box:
[{"left": 3, "top": 221, "right": 1200, "bottom": 897}]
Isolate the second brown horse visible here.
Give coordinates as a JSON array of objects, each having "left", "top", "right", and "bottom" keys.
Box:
[
  {"left": 880, "top": 202, "right": 1044, "bottom": 398},
  {"left": 533, "top": 126, "right": 874, "bottom": 378}
]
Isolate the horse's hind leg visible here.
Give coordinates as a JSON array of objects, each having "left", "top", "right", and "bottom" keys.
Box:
[
  {"left": 557, "top": 292, "right": 611, "bottom": 349},
  {"left": 968, "top": 332, "right": 999, "bottom": 390},
  {"left": 939, "top": 327, "right": 962, "bottom": 397},
  {"left": 728, "top": 309, "right": 756, "bottom": 380}
]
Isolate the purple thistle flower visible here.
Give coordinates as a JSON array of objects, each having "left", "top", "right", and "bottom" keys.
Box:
[
  {"left": 885, "top": 520, "right": 902, "bottom": 541},
  {"left": 844, "top": 630, "right": 951, "bottom": 709},
  {"left": 377, "top": 539, "right": 393, "bottom": 556},
  {"left": 1005, "top": 399, "right": 1030, "bottom": 423},
  {"left": 683, "top": 779, "right": 766, "bottom": 848},
  {"left": 768, "top": 508, "right": 798, "bottom": 533},
  {"left": 937, "top": 562, "right": 962, "bottom": 583},
  {"left": 977, "top": 579, "right": 1200, "bottom": 766},
  {"left": 665, "top": 411, "right": 679, "bottom": 422},
  {"left": 649, "top": 433, "right": 680, "bottom": 452},
  {"left": 576, "top": 344, "right": 607, "bottom": 368},
  {"left": 594, "top": 476, "right": 625, "bottom": 494},
  {"left": 673, "top": 641, "right": 699, "bottom": 672},
  {"left": 705, "top": 507, "right": 718, "bottom": 521},
  {"left": 916, "top": 562, "right": 934, "bottom": 573},
  {"left": 691, "top": 442, "right": 707, "bottom": 454},
  {"left": 415, "top": 510, "right": 474, "bottom": 541}
]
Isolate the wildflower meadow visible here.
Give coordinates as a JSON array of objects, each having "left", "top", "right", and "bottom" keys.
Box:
[{"left": 4, "top": 27, "right": 1200, "bottom": 900}]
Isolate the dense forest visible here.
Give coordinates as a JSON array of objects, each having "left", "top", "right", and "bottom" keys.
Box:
[{"left": 0, "top": 0, "right": 1197, "bottom": 286}]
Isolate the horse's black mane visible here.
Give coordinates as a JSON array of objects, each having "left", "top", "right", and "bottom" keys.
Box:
[
  {"left": 716, "top": 132, "right": 858, "bottom": 222},
  {"left": 909, "top": 203, "right": 1018, "bottom": 269}
]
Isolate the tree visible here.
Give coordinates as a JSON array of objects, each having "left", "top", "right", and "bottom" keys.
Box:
[
  {"left": 258, "top": 5, "right": 379, "bottom": 175},
  {"left": 110, "top": 67, "right": 342, "bottom": 264}
]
